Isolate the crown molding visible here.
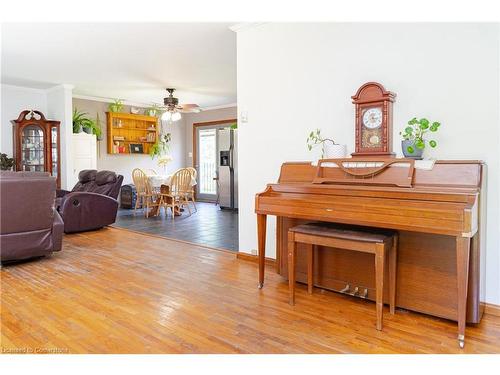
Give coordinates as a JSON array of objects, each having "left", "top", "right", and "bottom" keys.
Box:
[
  {"left": 229, "top": 23, "right": 266, "bottom": 33},
  {"left": 72, "top": 94, "right": 151, "bottom": 108},
  {"left": 45, "top": 83, "right": 75, "bottom": 93},
  {"left": 74, "top": 93, "right": 236, "bottom": 112},
  {"left": 0, "top": 83, "right": 47, "bottom": 93},
  {"left": 201, "top": 103, "right": 237, "bottom": 111}
]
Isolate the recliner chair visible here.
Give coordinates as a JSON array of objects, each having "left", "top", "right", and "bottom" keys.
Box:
[
  {"left": 57, "top": 170, "right": 123, "bottom": 233},
  {"left": 0, "top": 171, "right": 64, "bottom": 262}
]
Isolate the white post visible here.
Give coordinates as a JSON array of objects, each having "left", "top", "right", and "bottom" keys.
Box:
[{"left": 46, "top": 84, "right": 74, "bottom": 190}]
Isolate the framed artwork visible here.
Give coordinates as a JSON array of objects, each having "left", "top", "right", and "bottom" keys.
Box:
[{"left": 129, "top": 143, "right": 144, "bottom": 154}]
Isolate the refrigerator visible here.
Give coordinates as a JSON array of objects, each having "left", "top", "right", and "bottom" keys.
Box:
[{"left": 217, "top": 127, "right": 238, "bottom": 210}]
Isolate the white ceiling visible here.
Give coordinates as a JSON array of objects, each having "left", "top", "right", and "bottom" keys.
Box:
[{"left": 1, "top": 23, "right": 236, "bottom": 108}]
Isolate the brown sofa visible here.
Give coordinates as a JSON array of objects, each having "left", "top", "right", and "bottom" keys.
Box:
[
  {"left": 56, "top": 170, "right": 123, "bottom": 233},
  {"left": 0, "top": 171, "right": 63, "bottom": 262}
]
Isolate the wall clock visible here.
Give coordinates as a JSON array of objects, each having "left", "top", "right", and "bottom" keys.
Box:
[{"left": 351, "top": 82, "right": 396, "bottom": 156}]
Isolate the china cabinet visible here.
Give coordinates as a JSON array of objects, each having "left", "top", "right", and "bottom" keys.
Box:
[{"left": 12, "top": 110, "right": 61, "bottom": 188}]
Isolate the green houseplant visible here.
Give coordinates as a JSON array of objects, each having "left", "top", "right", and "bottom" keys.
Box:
[
  {"left": 306, "top": 129, "right": 346, "bottom": 158},
  {"left": 108, "top": 99, "right": 124, "bottom": 113},
  {"left": 95, "top": 112, "right": 103, "bottom": 141},
  {"left": 0, "top": 153, "right": 15, "bottom": 170},
  {"left": 400, "top": 117, "right": 441, "bottom": 159},
  {"left": 144, "top": 104, "right": 163, "bottom": 117},
  {"left": 73, "top": 108, "right": 102, "bottom": 138},
  {"left": 150, "top": 133, "right": 172, "bottom": 159}
]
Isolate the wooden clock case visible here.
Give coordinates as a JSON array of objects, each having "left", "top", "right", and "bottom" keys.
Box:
[{"left": 351, "top": 82, "right": 396, "bottom": 157}]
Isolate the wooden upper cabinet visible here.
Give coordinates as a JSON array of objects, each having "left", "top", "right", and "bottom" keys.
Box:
[
  {"left": 106, "top": 112, "right": 159, "bottom": 155},
  {"left": 12, "top": 110, "right": 61, "bottom": 188}
]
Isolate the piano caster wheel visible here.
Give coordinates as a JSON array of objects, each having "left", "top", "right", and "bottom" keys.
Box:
[
  {"left": 258, "top": 282, "right": 264, "bottom": 289},
  {"left": 458, "top": 335, "right": 465, "bottom": 349}
]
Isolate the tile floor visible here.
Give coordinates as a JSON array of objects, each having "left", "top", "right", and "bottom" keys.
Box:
[{"left": 113, "top": 202, "right": 239, "bottom": 251}]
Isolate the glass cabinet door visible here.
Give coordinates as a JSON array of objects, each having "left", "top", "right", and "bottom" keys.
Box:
[
  {"left": 21, "top": 125, "right": 45, "bottom": 172},
  {"left": 51, "top": 126, "right": 58, "bottom": 179}
]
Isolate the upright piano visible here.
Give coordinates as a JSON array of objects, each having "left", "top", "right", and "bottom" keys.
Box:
[{"left": 255, "top": 158, "right": 485, "bottom": 348}]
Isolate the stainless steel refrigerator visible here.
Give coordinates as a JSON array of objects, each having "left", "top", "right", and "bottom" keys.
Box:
[{"left": 217, "top": 127, "right": 238, "bottom": 210}]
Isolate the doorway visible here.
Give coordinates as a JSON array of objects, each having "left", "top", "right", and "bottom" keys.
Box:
[
  {"left": 196, "top": 127, "right": 218, "bottom": 201},
  {"left": 193, "top": 119, "right": 237, "bottom": 202}
]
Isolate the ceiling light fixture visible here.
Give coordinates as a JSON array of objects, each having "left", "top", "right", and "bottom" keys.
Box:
[
  {"left": 158, "top": 88, "right": 201, "bottom": 123},
  {"left": 162, "top": 88, "right": 182, "bottom": 122}
]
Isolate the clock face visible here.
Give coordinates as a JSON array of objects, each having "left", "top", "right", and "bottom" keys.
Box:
[{"left": 362, "top": 107, "right": 383, "bottom": 129}]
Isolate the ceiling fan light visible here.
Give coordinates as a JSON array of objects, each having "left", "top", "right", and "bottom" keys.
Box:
[
  {"left": 161, "top": 111, "right": 172, "bottom": 121},
  {"left": 171, "top": 112, "right": 182, "bottom": 122}
]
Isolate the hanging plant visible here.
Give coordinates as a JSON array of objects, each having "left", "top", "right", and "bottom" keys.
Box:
[{"left": 150, "top": 133, "right": 172, "bottom": 159}]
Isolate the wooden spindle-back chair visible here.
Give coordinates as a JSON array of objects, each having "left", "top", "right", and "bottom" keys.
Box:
[
  {"left": 131, "top": 168, "right": 160, "bottom": 218},
  {"left": 186, "top": 167, "right": 197, "bottom": 212},
  {"left": 162, "top": 168, "right": 194, "bottom": 219}
]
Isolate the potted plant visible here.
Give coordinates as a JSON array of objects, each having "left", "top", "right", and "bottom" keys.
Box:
[
  {"left": 145, "top": 104, "right": 163, "bottom": 117},
  {"left": 73, "top": 108, "right": 102, "bottom": 138},
  {"left": 108, "top": 99, "right": 124, "bottom": 113},
  {"left": 0, "top": 153, "right": 15, "bottom": 170},
  {"left": 307, "top": 129, "right": 346, "bottom": 158},
  {"left": 400, "top": 117, "right": 440, "bottom": 159}
]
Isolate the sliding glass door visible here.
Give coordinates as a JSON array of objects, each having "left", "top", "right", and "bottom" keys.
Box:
[{"left": 195, "top": 127, "right": 218, "bottom": 201}]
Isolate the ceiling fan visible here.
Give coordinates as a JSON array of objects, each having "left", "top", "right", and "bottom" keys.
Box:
[{"left": 160, "top": 88, "right": 201, "bottom": 122}]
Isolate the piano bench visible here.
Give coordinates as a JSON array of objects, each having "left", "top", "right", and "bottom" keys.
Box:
[{"left": 287, "top": 223, "right": 398, "bottom": 331}]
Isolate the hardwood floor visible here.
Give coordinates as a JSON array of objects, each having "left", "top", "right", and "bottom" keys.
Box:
[{"left": 1, "top": 228, "right": 499, "bottom": 354}]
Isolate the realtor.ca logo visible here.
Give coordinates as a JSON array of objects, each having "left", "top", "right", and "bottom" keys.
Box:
[{"left": 2, "top": 347, "right": 69, "bottom": 354}]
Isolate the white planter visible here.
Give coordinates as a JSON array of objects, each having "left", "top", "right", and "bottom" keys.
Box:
[{"left": 323, "top": 143, "right": 347, "bottom": 159}]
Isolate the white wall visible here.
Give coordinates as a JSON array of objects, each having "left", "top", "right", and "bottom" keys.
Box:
[
  {"left": 1, "top": 84, "right": 48, "bottom": 155},
  {"left": 237, "top": 23, "right": 500, "bottom": 304},
  {"left": 73, "top": 98, "right": 187, "bottom": 185}
]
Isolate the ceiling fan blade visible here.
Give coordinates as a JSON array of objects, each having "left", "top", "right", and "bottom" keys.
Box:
[
  {"left": 179, "top": 103, "right": 200, "bottom": 109},
  {"left": 178, "top": 103, "right": 201, "bottom": 113}
]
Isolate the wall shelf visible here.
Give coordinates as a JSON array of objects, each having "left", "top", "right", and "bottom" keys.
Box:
[{"left": 106, "top": 112, "right": 159, "bottom": 155}]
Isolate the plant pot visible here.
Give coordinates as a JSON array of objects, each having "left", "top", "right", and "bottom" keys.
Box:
[
  {"left": 402, "top": 140, "right": 423, "bottom": 160},
  {"left": 82, "top": 126, "right": 93, "bottom": 134},
  {"left": 323, "top": 143, "right": 347, "bottom": 159}
]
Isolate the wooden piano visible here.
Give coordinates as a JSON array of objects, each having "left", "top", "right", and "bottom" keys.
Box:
[{"left": 255, "top": 158, "right": 485, "bottom": 348}]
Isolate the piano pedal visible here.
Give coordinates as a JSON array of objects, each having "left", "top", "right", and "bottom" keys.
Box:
[
  {"left": 338, "top": 284, "right": 368, "bottom": 300},
  {"left": 360, "top": 288, "right": 368, "bottom": 299},
  {"left": 339, "top": 284, "right": 350, "bottom": 294},
  {"left": 349, "top": 287, "right": 360, "bottom": 297}
]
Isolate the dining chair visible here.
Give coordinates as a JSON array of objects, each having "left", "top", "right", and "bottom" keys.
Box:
[
  {"left": 186, "top": 167, "right": 198, "bottom": 212},
  {"left": 162, "top": 168, "right": 193, "bottom": 220},
  {"left": 131, "top": 168, "right": 160, "bottom": 218}
]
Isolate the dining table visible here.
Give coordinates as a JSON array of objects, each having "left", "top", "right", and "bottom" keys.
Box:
[
  {"left": 147, "top": 173, "right": 197, "bottom": 189},
  {"left": 146, "top": 173, "right": 197, "bottom": 217}
]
